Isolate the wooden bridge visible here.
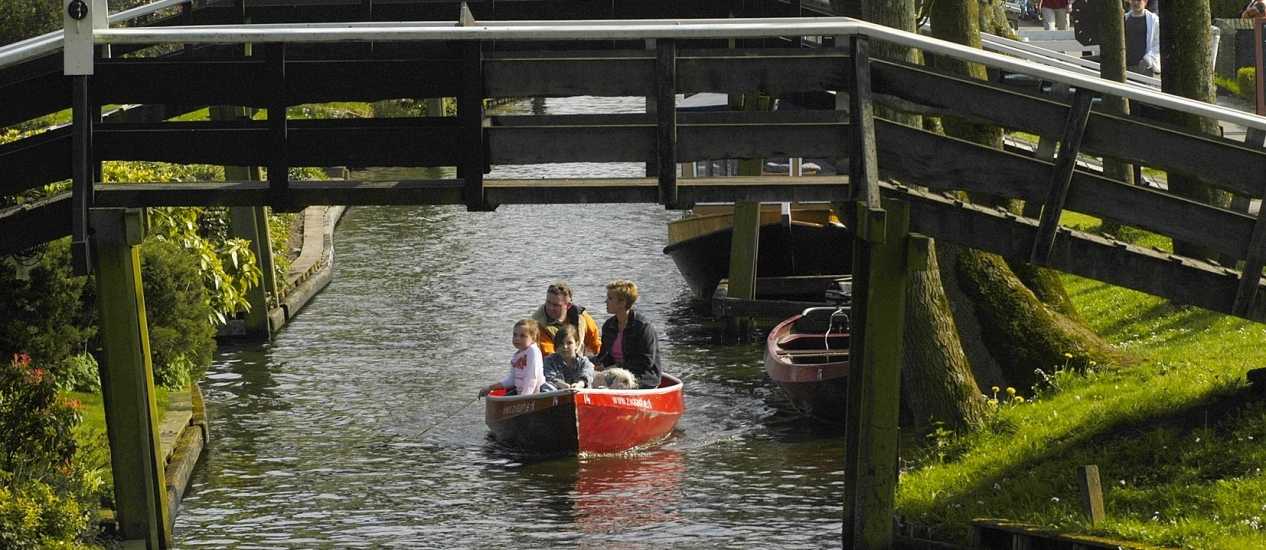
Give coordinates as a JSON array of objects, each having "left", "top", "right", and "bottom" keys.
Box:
[{"left": 3, "top": 0, "right": 1266, "bottom": 548}]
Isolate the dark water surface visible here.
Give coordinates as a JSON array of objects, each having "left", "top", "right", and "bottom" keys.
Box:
[{"left": 174, "top": 97, "right": 845, "bottom": 548}]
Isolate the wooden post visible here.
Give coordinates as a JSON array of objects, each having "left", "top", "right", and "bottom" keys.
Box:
[
  {"left": 71, "top": 75, "right": 93, "bottom": 275},
  {"left": 843, "top": 35, "right": 911, "bottom": 550},
  {"left": 1079, "top": 465, "right": 1106, "bottom": 526},
  {"left": 458, "top": 39, "right": 487, "bottom": 210},
  {"left": 91, "top": 208, "right": 171, "bottom": 548},
  {"left": 656, "top": 39, "right": 678, "bottom": 208},
  {"left": 266, "top": 43, "right": 289, "bottom": 210},
  {"left": 1031, "top": 89, "right": 1094, "bottom": 264}
]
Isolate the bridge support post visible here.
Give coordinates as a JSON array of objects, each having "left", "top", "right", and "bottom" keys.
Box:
[
  {"left": 842, "top": 35, "right": 911, "bottom": 550},
  {"left": 91, "top": 208, "right": 172, "bottom": 548},
  {"left": 212, "top": 105, "right": 275, "bottom": 338}
]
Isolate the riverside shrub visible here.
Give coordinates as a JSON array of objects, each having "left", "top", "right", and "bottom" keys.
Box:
[
  {"left": 140, "top": 239, "right": 216, "bottom": 389},
  {"left": 0, "top": 354, "right": 103, "bottom": 549},
  {"left": 0, "top": 240, "right": 95, "bottom": 383}
]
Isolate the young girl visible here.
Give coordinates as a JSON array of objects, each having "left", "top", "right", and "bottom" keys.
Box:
[
  {"left": 478, "top": 319, "right": 544, "bottom": 397},
  {"left": 543, "top": 324, "right": 596, "bottom": 390}
]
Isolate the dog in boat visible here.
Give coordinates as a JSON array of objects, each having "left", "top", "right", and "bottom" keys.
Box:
[{"left": 594, "top": 368, "right": 637, "bottom": 390}]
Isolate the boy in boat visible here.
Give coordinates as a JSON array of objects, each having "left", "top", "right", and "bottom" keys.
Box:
[
  {"left": 542, "top": 324, "right": 596, "bottom": 390},
  {"left": 478, "top": 319, "right": 545, "bottom": 397}
]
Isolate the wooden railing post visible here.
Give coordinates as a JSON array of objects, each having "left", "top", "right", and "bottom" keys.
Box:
[
  {"left": 843, "top": 35, "right": 910, "bottom": 550},
  {"left": 92, "top": 208, "right": 172, "bottom": 548},
  {"left": 266, "top": 43, "right": 289, "bottom": 210},
  {"left": 656, "top": 38, "right": 678, "bottom": 208},
  {"left": 459, "top": 39, "right": 488, "bottom": 211}
]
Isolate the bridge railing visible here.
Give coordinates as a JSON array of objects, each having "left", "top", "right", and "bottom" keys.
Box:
[
  {"left": 0, "top": 0, "right": 190, "bottom": 70},
  {"left": 0, "top": 11, "right": 1255, "bottom": 320}
]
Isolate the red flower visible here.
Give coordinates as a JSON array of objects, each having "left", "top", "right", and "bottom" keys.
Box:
[{"left": 11, "top": 352, "right": 31, "bottom": 368}]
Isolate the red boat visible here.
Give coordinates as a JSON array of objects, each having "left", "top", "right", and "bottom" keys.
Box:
[
  {"left": 484, "top": 374, "right": 684, "bottom": 454},
  {"left": 764, "top": 307, "right": 850, "bottom": 423}
]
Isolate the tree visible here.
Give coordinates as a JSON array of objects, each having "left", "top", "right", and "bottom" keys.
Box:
[{"left": 1159, "top": 0, "right": 1229, "bottom": 260}]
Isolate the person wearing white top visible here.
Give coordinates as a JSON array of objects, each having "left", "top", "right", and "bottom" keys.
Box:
[
  {"left": 478, "top": 319, "right": 545, "bottom": 397},
  {"left": 1124, "top": 0, "right": 1160, "bottom": 75}
]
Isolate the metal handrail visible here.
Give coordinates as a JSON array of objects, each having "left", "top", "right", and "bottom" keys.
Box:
[
  {"left": 87, "top": 16, "right": 1266, "bottom": 132},
  {"left": 0, "top": 0, "right": 189, "bottom": 70},
  {"left": 980, "top": 32, "right": 1161, "bottom": 89}
]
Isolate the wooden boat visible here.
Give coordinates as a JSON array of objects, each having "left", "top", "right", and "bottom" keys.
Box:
[
  {"left": 764, "top": 307, "right": 850, "bottom": 423},
  {"left": 663, "top": 204, "right": 852, "bottom": 299},
  {"left": 484, "top": 374, "right": 684, "bottom": 454}
]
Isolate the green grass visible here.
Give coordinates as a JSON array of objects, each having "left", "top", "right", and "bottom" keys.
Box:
[
  {"left": 68, "top": 387, "right": 171, "bottom": 489},
  {"left": 896, "top": 242, "right": 1266, "bottom": 547}
]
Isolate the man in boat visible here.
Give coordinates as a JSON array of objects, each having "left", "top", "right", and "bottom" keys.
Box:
[{"left": 531, "top": 281, "right": 602, "bottom": 356}]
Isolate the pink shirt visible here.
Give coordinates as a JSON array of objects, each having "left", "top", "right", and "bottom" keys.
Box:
[{"left": 611, "top": 330, "right": 625, "bottom": 365}]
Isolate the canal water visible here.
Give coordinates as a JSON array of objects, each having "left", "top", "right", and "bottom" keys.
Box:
[{"left": 174, "top": 97, "right": 846, "bottom": 548}]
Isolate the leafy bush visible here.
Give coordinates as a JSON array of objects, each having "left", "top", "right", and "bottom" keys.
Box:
[
  {"left": 0, "top": 240, "right": 96, "bottom": 380},
  {"left": 140, "top": 240, "right": 216, "bottom": 389},
  {"left": 59, "top": 353, "right": 100, "bottom": 394},
  {"left": 1237, "top": 66, "right": 1257, "bottom": 99},
  {"left": 0, "top": 354, "right": 103, "bottom": 549}
]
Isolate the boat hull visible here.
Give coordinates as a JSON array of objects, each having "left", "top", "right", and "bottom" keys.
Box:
[
  {"left": 664, "top": 219, "right": 851, "bottom": 299},
  {"left": 764, "top": 314, "right": 850, "bottom": 423},
  {"left": 485, "top": 374, "right": 685, "bottom": 454}
]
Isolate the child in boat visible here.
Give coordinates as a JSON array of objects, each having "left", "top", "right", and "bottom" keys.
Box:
[
  {"left": 543, "top": 324, "right": 595, "bottom": 390},
  {"left": 478, "top": 319, "right": 544, "bottom": 397}
]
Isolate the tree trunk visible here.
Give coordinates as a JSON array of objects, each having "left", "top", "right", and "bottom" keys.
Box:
[
  {"left": 861, "top": 0, "right": 920, "bottom": 65},
  {"left": 979, "top": 0, "right": 1019, "bottom": 40},
  {"left": 1097, "top": 0, "right": 1133, "bottom": 236},
  {"left": 903, "top": 244, "right": 989, "bottom": 431},
  {"left": 1159, "top": 0, "right": 1230, "bottom": 260},
  {"left": 928, "top": 0, "right": 1117, "bottom": 390}
]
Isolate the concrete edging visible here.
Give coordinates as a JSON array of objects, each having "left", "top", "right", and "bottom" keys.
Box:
[{"left": 266, "top": 205, "right": 347, "bottom": 333}]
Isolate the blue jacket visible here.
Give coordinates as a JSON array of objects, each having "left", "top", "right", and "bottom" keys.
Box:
[{"left": 543, "top": 354, "right": 596, "bottom": 389}]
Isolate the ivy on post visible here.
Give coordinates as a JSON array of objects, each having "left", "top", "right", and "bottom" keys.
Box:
[{"left": 91, "top": 208, "right": 172, "bottom": 548}]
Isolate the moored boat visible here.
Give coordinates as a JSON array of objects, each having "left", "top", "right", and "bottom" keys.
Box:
[
  {"left": 764, "top": 307, "right": 850, "bottom": 423},
  {"left": 664, "top": 204, "right": 852, "bottom": 299},
  {"left": 484, "top": 374, "right": 685, "bottom": 454}
]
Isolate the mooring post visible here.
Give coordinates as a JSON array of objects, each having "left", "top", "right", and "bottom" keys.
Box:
[
  {"left": 843, "top": 35, "right": 911, "bottom": 550},
  {"left": 91, "top": 208, "right": 172, "bottom": 548}
]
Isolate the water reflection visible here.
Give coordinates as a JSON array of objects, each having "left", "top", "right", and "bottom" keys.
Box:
[{"left": 573, "top": 449, "right": 685, "bottom": 535}]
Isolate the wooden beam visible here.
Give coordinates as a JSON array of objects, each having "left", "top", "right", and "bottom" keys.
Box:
[
  {"left": 728, "top": 201, "right": 762, "bottom": 300},
  {"left": 0, "top": 194, "right": 71, "bottom": 254},
  {"left": 1233, "top": 203, "right": 1266, "bottom": 316},
  {"left": 1031, "top": 89, "right": 1094, "bottom": 264},
  {"left": 93, "top": 180, "right": 465, "bottom": 207},
  {"left": 656, "top": 39, "right": 679, "bottom": 208},
  {"left": 91, "top": 208, "right": 171, "bottom": 548}
]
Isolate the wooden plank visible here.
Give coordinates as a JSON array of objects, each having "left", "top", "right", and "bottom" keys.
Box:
[
  {"left": 1233, "top": 204, "right": 1266, "bottom": 316},
  {"left": 0, "top": 126, "right": 71, "bottom": 197},
  {"left": 875, "top": 121, "right": 1256, "bottom": 260},
  {"left": 870, "top": 59, "right": 1266, "bottom": 200},
  {"left": 90, "top": 208, "right": 170, "bottom": 548},
  {"left": 1031, "top": 89, "right": 1094, "bottom": 264},
  {"left": 93, "top": 180, "right": 465, "bottom": 207},
  {"left": 656, "top": 39, "right": 678, "bottom": 207}
]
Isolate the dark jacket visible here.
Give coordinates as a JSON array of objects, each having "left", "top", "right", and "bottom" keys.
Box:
[{"left": 593, "top": 309, "right": 662, "bottom": 389}]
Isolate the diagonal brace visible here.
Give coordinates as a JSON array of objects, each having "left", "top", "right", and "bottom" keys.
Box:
[{"left": 1030, "top": 88, "right": 1094, "bottom": 265}]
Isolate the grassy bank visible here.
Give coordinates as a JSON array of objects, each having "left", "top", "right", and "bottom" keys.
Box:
[{"left": 897, "top": 216, "right": 1266, "bottom": 548}]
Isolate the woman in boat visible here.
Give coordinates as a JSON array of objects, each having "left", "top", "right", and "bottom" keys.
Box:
[{"left": 592, "top": 280, "right": 663, "bottom": 389}]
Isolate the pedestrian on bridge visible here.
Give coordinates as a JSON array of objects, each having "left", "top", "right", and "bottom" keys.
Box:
[
  {"left": 1124, "top": 0, "right": 1160, "bottom": 76},
  {"left": 1038, "top": 0, "right": 1072, "bottom": 31}
]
